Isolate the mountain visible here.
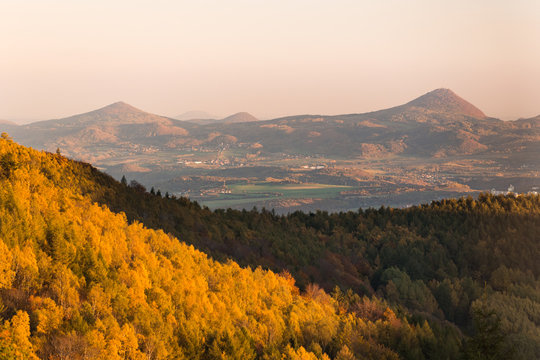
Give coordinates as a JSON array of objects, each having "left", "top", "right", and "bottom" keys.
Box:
[
  {"left": 185, "top": 111, "right": 259, "bottom": 125},
  {"left": 5, "top": 101, "right": 193, "bottom": 162},
  {"left": 1, "top": 137, "right": 538, "bottom": 358},
  {"left": 173, "top": 110, "right": 218, "bottom": 121},
  {"left": 183, "top": 88, "right": 534, "bottom": 158},
  {"left": 403, "top": 88, "right": 487, "bottom": 119},
  {"left": 220, "top": 111, "right": 259, "bottom": 123},
  {"left": 28, "top": 101, "right": 178, "bottom": 127}
]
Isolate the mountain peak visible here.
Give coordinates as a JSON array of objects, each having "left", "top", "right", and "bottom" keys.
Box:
[
  {"left": 407, "top": 88, "right": 486, "bottom": 119},
  {"left": 221, "top": 112, "right": 259, "bottom": 123},
  {"left": 98, "top": 101, "right": 144, "bottom": 115},
  {"left": 174, "top": 110, "right": 217, "bottom": 121},
  {"left": 26, "top": 101, "right": 172, "bottom": 128}
]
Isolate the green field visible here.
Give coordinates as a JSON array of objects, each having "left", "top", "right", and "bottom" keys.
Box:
[{"left": 200, "top": 182, "right": 351, "bottom": 209}]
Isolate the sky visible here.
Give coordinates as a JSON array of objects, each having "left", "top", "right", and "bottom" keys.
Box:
[{"left": 1, "top": 0, "right": 540, "bottom": 122}]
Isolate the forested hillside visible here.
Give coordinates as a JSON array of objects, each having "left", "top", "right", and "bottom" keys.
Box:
[
  {"left": 0, "top": 134, "right": 539, "bottom": 359},
  {"left": 0, "top": 137, "right": 456, "bottom": 359},
  {"left": 81, "top": 142, "right": 540, "bottom": 358}
]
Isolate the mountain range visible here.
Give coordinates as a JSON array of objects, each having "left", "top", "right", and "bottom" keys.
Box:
[{"left": 4, "top": 89, "right": 538, "bottom": 160}]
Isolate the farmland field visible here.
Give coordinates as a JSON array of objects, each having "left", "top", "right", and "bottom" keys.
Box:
[{"left": 199, "top": 182, "right": 351, "bottom": 209}]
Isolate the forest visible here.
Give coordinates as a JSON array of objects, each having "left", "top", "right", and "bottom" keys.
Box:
[{"left": 0, "top": 133, "right": 539, "bottom": 359}]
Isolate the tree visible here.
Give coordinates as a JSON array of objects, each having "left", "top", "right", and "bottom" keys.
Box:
[
  {"left": 336, "top": 345, "right": 356, "bottom": 360},
  {"left": 0, "top": 311, "right": 39, "bottom": 359},
  {"left": 0, "top": 241, "right": 14, "bottom": 288},
  {"left": 465, "top": 306, "right": 512, "bottom": 360},
  {"left": 0, "top": 152, "right": 18, "bottom": 178},
  {"left": 129, "top": 180, "right": 146, "bottom": 193}
]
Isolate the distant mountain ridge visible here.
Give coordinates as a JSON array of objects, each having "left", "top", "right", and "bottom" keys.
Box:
[
  {"left": 174, "top": 110, "right": 218, "bottom": 121},
  {"left": 2, "top": 88, "right": 538, "bottom": 162},
  {"left": 221, "top": 112, "right": 259, "bottom": 123},
  {"left": 30, "top": 101, "right": 174, "bottom": 127},
  {"left": 186, "top": 111, "right": 259, "bottom": 125},
  {"left": 0, "top": 119, "right": 17, "bottom": 126}
]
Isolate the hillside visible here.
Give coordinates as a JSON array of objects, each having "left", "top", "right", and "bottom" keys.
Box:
[
  {"left": 515, "top": 115, "right": 540, "bottom": 128},
  {"left": 105, "top": 175, "right": 540, "bottom": 360},
  {"left": 0, "top": 120, "right": 18, "bottom": 131},
  {"left": 1, "top": 135, "right": 538, "bottom": 359},
  {"left": 0, "top": 136, "right": 469, "bottom": 360},
  {"left": 0, "top": 120, "right": 17, "bottom": 126}
]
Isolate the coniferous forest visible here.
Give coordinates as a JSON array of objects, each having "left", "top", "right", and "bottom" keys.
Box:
[{"left": 0, "top": 134, "right": 539, "bottom": 359}]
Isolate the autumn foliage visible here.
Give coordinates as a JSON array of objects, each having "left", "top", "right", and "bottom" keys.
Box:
[{"left": 1, "top": 136, "right": 538, "bottom": 359}]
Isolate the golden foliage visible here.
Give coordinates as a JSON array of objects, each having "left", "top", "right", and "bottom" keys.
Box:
[{"left": 0, "top": 137, "right": 442, "bottom": 359}]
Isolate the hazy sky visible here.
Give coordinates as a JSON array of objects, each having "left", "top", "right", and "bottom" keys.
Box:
[{"left": 1, "top": 0, "right": 539, "bottom": 122}]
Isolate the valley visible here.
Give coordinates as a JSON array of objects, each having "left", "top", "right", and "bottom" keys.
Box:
[{"left": 66, "top": 145, "right": 538, "bottom": 213}]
